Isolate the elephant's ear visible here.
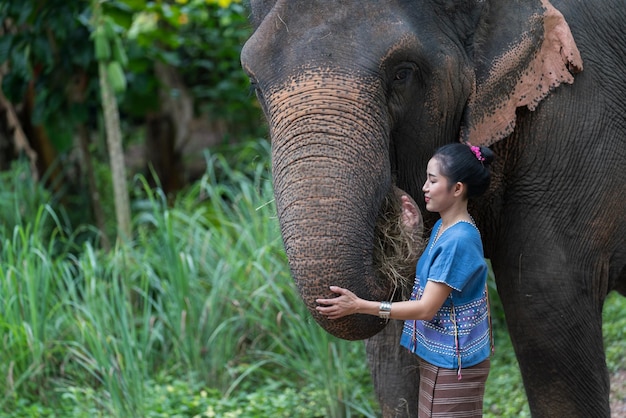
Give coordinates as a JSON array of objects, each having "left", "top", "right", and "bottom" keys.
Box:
[{"left": 460, "top": 0, "right": 583, "bottom": 146}]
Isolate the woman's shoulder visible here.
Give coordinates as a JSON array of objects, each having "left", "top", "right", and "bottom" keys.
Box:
[
  {"left": 445, "top": 222, "right": 483, "bottom": 252},
  {"left": 450, "top": 220, "right": 481, "bottom": 237}
]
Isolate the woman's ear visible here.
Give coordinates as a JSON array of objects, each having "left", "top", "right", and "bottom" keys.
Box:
[
  {"left": 453, "top": 182, "right": 465, "bottom": 198},
  {"left": 461, "top": 1, "right": 583, "bottom": 147}
]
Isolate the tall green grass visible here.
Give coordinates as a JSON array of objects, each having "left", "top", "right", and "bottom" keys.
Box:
[
  {"left": 1, "top": 141, "right": 624, "bottom": 417},
  {"left": 0, "top": 206, "right": 64, "bottom": 406},
  {"left": 0, "top": 141, "right": 377, "bottom": 417}
]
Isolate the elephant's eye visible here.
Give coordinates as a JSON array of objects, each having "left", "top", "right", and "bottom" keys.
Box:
[
  {"left": 394, "top": 68, "right": 412, "bottom": 81},
  {"left": 392, "top": 63, "right": 420, "bottom": 85}
]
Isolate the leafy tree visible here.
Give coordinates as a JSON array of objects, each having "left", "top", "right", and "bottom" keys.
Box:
[
  {"left": 0, "top": 0, "right": 114, "bottom": 245},
  {"left": 0, "top": 0, "right": 96, "bottom": 179},
  {"left": 0, "top": 0, "right": 261, "bottom": 243}
]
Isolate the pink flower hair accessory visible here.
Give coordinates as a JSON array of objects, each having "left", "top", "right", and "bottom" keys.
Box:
[{"left": 469, "top": 144, "right": 485, "bottom": 162}]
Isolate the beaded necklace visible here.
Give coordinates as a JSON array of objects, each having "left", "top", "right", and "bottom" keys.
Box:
[{"left": 429, "top": 217, "right": 479, "bottom": 253}]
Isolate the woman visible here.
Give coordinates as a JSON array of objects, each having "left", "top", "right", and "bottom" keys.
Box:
[{"left": 316, "top": 142, "right": 495, "bottom": 417}]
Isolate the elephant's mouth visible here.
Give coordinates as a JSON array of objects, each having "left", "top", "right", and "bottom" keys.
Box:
[{"left": 372, "top": 186, "right": 424, "bottom": 302}]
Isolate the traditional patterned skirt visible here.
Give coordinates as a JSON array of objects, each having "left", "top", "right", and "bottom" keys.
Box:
[{"left": 418, "top": 358, "right": 490, "bottom": 417}]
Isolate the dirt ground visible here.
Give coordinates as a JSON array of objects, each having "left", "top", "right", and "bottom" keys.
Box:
[{"left": 611, "top": 369, "right": 626, "bottom": 417}]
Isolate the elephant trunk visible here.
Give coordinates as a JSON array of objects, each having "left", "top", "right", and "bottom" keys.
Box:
[{"left": 268, "top": 72, "right": 417, "bottom": 340}]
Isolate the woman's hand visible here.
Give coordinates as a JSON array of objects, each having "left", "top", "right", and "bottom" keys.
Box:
[
  {"left": 315, "top": 286, "right": 362, "bottom": 319},
  {"left": 401, "top": 194, "right": 420, "bottom": 229}
]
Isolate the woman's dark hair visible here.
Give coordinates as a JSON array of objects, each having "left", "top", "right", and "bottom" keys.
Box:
[{"left": 433, "top": 143, "right": 494, "bottom": 199}]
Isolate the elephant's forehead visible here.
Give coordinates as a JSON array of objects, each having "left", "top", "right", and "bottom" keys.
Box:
[
  {"left": 243, "top": 1, "right": 437, "bottom": 76},
  {"left": 256, "top": 1, "right": 409, "bottom": 39}
]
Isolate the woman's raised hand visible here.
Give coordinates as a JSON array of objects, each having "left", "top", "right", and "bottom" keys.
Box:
[{"left": 401, "top": 194, "right": 420, "bottom": 229}]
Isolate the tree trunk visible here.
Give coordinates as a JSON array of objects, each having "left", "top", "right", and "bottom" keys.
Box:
[
  {"left": 144, "top": 62, "right": 193, "bottom": 194},
  {"left": 145, "top": 113, "right": 182, "bottom": 194},
  {"left": 98, "top": 61, "right": 131, "bottom": 241}
]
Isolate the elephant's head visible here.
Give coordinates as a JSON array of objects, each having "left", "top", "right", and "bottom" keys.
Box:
[{"left": 241, "top": 0, "right": 581, "bottom": 340}]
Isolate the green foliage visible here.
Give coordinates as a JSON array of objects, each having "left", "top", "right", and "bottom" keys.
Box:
[
  {"left": 1, "top": 0, "right": 262, "bottom": 177},
  {"left": 483, "top": 330, "right": 531, "bottom": 417},
  {"left": 6, "top": 376, "right": 354, "bottom": 418},
  {"left": 0, "top": 159, "right": 51, "bottom": 233},
  {"left": 122, "top": 0, "right": 261, "bottom": 136},
  {"left": 0, "top": 139, "right": 375, "bottom": 417},
  {"left": 603, "top": 292, "right": 626, "bottom": 373},
  {"left": 0, "top": 0, "right": 95, "bottom": 152},
  {"left": 0, "top": 205, "right": 79, "bottom": 409}
]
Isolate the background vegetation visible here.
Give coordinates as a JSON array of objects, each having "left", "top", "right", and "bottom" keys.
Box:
[
  {"left": 1, "top": 1, "right": 624, "bottom": 417},
  {"left": 1, "top": 0, "right": 262, "bottom": 247}
]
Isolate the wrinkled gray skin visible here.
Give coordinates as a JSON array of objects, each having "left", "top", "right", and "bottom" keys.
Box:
[{"left": 241, "top": 0, "right": 626, "bottom": 416}]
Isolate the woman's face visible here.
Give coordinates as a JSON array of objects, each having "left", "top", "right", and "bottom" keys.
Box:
[{"left": 422, "top": 157, "right": 456, "bottom": 213}]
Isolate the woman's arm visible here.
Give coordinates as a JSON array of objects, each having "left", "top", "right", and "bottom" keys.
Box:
[{"left": 315, "top": 281, "right": 452, "bottom": 320}]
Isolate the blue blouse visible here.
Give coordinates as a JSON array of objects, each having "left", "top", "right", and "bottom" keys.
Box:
[{"left": 399, "top": 219, "right": 491, "bottom": 373}]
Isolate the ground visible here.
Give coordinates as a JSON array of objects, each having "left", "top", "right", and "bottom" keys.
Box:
[{"left": 611, "top": 369, "right": 626, "bottom": 417}]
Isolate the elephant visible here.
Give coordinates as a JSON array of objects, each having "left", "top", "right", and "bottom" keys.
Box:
[{"left": 240, "top": 0, "right": 626, "bottom": 416}]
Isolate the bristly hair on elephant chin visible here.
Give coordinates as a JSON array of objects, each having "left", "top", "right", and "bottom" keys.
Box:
[{"left": 373, "top": 186, "right": 424, "bottom": 302}]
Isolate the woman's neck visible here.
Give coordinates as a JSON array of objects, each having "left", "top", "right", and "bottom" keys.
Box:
[{"left": 439, "top": 204, "right": 471, "bottom": 229}]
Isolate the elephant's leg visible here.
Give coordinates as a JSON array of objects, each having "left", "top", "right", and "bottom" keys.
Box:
[
  {"left": 509, "top": 301, "right": 609, "bottom": 417},
  {"left": 495, "top": 256, "right": 610, "bottom": 417},
  {"left": 365, "top": 320, "right": 420, "bottom": 418}
]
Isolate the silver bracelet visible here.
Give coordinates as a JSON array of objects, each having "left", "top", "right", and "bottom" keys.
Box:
[{"left": 379, "top": 301, "right": 392, "bottom": 319}]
